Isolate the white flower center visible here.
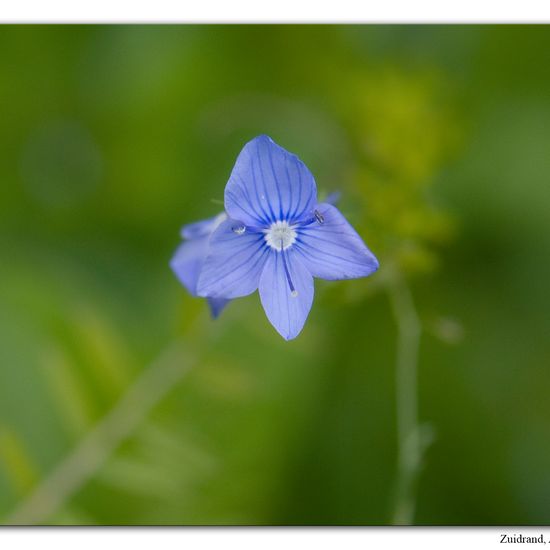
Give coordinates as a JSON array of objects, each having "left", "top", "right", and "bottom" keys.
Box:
[{"left": 264, "top": 220, "right": 297, "bottom": 251}]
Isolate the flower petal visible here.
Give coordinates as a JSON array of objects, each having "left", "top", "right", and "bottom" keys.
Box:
[
  {"left": 170, "top": 237, "right": 209, "bottom": 295},
  {"left": 324, "top": 191, "right": 341, "bottom": 205},
  {"left": 259, "top": 250, "right": 314, "bottom": 340},
  {"left": 207, "top": 297, "right": 230, "bottom": 318},
  {"left": 181, "top": 212, "right": 226, "bottom": 239},
  {"left": 197, "top": 218, "right": 270, "bottom": 299},
  {"left": 224, "top": 135, "right": 317, "bottom": 226},
  {"left": 295, "top": 203, "right": 379, "bottom": 280}
]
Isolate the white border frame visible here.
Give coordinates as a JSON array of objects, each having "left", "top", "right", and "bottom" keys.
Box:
[
  {"left": 1, "top": 527, "right": 549, "bottom": 550},
  {"left": 1, "top": 0, "right": 550, "bottom": 23}
]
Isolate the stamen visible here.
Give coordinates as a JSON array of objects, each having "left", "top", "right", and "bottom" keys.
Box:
[
  {"left": 314, "top": 209, "right": 325, "bottom": 224},
  {"left": 295, "top": 210, "right": 325, "bottom": 228},
  {"left": 232, "top": 223, "right": 246, "bottom": 235},
  {"left": 280, "top": 240, "right": 298, "bottom": 298}
]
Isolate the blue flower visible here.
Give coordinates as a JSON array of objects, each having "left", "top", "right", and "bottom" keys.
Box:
[
  {"left": 170, "top": 212, "right": 230, "bottom": 318},
  {"left": 196, "top": 135, "right": 379, "bottom": 340}
]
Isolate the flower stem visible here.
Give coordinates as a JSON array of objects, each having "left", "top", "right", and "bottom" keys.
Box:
[
  {"left": 388, "top": 276, "right": 426, "bottom": 525},
  {"left": 4, "top": 341, "right": 193, "bottom": 525}
]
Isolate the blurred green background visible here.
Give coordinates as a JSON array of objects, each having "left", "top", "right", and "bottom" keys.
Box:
[{"left": 0, "top": 25, "right": 549, "bottom": 525}]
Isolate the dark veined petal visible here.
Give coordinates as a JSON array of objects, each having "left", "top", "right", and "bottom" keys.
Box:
[
  {"left": 258, "top": 250, "right": 314, "bottom": 341},
  {"left": 170, "top": 237, "right": 209, "bottom": 295},
  {"left": 197, "top": 218, "right": 270, "bottom": 299},
  {"left": 224, "top": 135, "right": 318, "bottom": 226},
  {"left": 207, "top": 297, "right": 230, "bottom": 318},
  {"left": 295, "top": 203, "right": 379, "bottom": 281}
]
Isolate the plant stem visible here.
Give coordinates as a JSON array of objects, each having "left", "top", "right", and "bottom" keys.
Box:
[
  {"left": 388, "top": 276, "right": 424, "bottom": 525},
  {"left": 4, "top": 341, "right": 193, "bottom": 526}
]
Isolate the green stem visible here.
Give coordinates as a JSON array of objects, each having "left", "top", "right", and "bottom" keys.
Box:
[
  {"left": 4, "top": 341, "right": 193, "bottom": 525},
  {"left": 388, "top": 276, "right": 424, "bottom": 525}
]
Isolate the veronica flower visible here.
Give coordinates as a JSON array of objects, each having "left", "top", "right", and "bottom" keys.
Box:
[
  {"left": 170, "top": 212, "right": 229, "bottom": 318},
  {"left": 197, "top": 135, "right": 379, "bottom": 340},
  {"left": 172, "top": 192, "right": 340, "bottom": 319}
]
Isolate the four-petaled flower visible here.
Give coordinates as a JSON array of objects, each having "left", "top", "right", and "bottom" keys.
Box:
[{"left": 191, "top": 135, "right": 379, "bottom": 340}]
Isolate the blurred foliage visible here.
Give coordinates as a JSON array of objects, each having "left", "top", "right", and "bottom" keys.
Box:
[{"left": 0, "top": 25, "right": 550, "bottom": 525}]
